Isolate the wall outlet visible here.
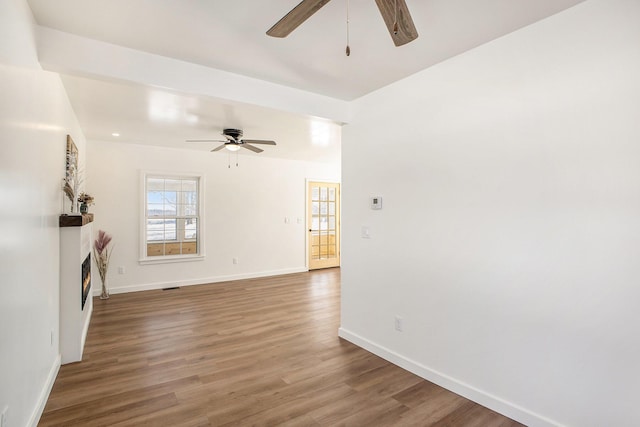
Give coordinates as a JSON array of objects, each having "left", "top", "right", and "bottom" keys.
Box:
[
  {"left": 1, "top": 406, "right": 8, "bottom": 427},
  {"left": 394, "top": 315, "right": 404, "bottom": 332},
  {"left": 118, "top": 266, "right": 125, "bottom": 274},
  {"left": 232, "top": 257, "right": 238, "bottom": 265}
]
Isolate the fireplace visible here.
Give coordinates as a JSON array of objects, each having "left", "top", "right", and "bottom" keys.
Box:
[
  {"left": 81, "top": 253, "right": 91, "bottom": 310},
  {"left": 60, "top": 213, "right": 94, "bottom": 363}
]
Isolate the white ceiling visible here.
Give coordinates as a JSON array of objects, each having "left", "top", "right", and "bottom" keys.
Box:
[
  {"left": 58, "top": 74, "right": 342, "bottom": 162},
  {"left": 27, "top": 0, "right": 586, "bottom": 159}
]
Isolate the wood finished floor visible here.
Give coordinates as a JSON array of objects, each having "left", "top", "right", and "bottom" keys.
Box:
[{"left": 40, "top": 269, "right": 524, "bottom": 426}]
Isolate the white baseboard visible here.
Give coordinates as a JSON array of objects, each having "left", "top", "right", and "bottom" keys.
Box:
[
  {"left": 28, "top": 354, "right": 60, "bottom": 427},
  {"left": 92, "top": 267, "right": 308, "bottom": 296},
  {"left": 338, "top": 328, "right": 562, "bottom": 427}
]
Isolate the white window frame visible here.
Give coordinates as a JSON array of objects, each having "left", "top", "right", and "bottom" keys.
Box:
[{"left": 139, "top": 171, "right": 205, "bottom": 265}]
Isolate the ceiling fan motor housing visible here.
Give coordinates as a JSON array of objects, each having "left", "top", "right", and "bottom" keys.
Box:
[{"left": 223, "top": 128, "right": 243, "bottom": 140}]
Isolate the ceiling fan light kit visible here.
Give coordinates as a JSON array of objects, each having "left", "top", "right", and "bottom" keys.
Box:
[{"left": 267, "top": 0, "right": 418, "bottom": 54}]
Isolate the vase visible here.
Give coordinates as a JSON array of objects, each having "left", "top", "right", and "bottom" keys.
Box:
[
  {"left": 80, "top": 202, "right": 88, "bottom": 214},
  {"left": 100, "top": 278, "right": 110, "bottom": 300}
]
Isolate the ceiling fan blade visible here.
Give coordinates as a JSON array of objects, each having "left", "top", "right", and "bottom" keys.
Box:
[
  {"left": 374, "top": 0, "right": 419, "bottom": 47},
  {"left": 241, "top": 144, "right": 264, "bottom": 153},
  {"left": 186, "top": 139, "right": 227, "bottom": 143},
  {"left": 211, "top": 144, "right": 226, "bottom": 152},
  {"left": 267, "top": 0, "right": 332, "bottom": 38},
  {"left": 242, "top": 139, "right": 276, "bottom": 145}
]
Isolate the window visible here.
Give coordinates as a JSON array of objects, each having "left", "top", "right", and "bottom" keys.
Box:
[{"left": 141, "top": 173, "right": 203, "bottom": 262}]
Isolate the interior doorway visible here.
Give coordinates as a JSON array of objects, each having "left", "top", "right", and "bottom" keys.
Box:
[{"left": 307, "top": 181, "right": 340, "bottom": 270}]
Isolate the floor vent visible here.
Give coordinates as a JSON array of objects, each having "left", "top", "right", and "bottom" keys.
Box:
[{"left": 162, "top": 287, "right": 180, "bottom": 291}]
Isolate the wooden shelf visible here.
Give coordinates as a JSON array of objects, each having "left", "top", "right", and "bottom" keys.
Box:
[{"left": 59, "top": 213, "right": 94, "bottom": 227}]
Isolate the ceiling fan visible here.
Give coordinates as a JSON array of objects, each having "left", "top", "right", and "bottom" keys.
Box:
[
  {"left": 186, "top": 128, "right": 276, "bottom": 153},
  {"left": 267, "top": 0, "right": 418, "bottom": 47}
]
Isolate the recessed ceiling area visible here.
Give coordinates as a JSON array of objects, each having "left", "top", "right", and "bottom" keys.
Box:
[
  {"left": 26, "top": 0, "right": 586, "bottom": 159},
  {"left": 59, "top": 74, "right": 341, "bottom": 163}
]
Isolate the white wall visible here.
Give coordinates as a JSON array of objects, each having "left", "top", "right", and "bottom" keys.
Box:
[
  {"left": 0, "top": 1, "right": 87, "bottom": 426},
  {"left": 86, "top": 140, "right": 340, "bottom": 294},
  {"left": 340, "top": 1, "right": 640, "bottom": 426},
  {"left": 0, "top": 0, "right": 38, "bottom": 68}
]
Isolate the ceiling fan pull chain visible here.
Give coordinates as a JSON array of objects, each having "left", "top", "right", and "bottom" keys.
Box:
[
  {"left": 236, "top": 151, "right": 239, "bottom": 167},
  {"left": 345, "top": 0, "right": 351, "bottom": 56}
]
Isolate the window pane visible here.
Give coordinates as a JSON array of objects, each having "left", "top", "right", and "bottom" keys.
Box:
[
  {"left": 164, "top": 219, "right": 177, "bottom": 240},
  {"left": 320, "top": 187, "right": 327, "bottom": 201},
  {"left": 147, "top": 178, "right": 166, "bottom": 191},
  {"left": 183, "top": 190, "right": 197, "bottom": 206},
  {"left": 164, "top": 191, "right": 177, "bottom": 205},
  {"left": 312, "top": 187, "right": 319, "bottom": 200},
  {"left": 181, "top": 180, "right": 197, "bottom": 192},
  {"left": 329, "top": 202, "right": 335, "bottom": 215},
  {"left": 164, "top": 179, "right": 182, "bottom": 191},
  {"left": 329, "top": 187, "right": 335, "bottom": 201},
  {"left": 311, "top": 244, "right": 320, "bottom": 259},
  {"left": 147, "top": 219, "right": 165, "bottom": 241},
  {"left": 147, "top": 191, "right": 164, "bottom": 204},
  {"left": 320, "top": 217, "right": 328, "bottom": 230},
  {"left": 164, "top": 204, "right": 177, "bottom": 216},
  {"left": 164, "top": 193, "right": 178, "bottom": 216},
  {"left": 147, "top": 219, "right": 177, "bottom": 241},
  {"left": 184, "top": 218, "right": 198, "bottom": 239},
  {"left": 319, "top": 233, "right": 328, "bottom": 245},
  {"left": 147, "top": 203, "right": 164, "bottom": 216},
  {"left": 183, "top": 204, "right": 197, "bottom": 216}
]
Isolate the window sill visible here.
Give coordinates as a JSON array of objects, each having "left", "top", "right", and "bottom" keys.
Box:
[{"left": 139, "top": 254, "right": 205, "bottom": 265}]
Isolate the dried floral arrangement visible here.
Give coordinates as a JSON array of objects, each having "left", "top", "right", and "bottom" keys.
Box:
[
  {"left": 93, "top": 230, "right": 113, "bottom": 299},
  {"left": 78, "top": 192, "right": 95, "bottom": 206}
]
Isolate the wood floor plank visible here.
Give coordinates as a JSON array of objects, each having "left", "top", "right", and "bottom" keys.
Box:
[{"left": 39, "top": 269, "right": 524, "bottom": 426}]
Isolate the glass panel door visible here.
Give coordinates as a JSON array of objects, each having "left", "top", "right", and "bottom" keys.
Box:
[{"left": 308, "top": 181, "right": 340, "bottom": 270}]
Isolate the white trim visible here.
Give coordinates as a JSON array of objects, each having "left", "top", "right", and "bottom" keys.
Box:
[
  {"left": 92, "top": 267, "right": 308, "bottom": 296},
  {"left": 28, "top": 354, "right": 61, "bottom": 427},
  {"left": 139, "top": 254, "right": 205, "bottom": 265},
  {"left": 337, "top": 328, "right": 565, "bottom": 427}
]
